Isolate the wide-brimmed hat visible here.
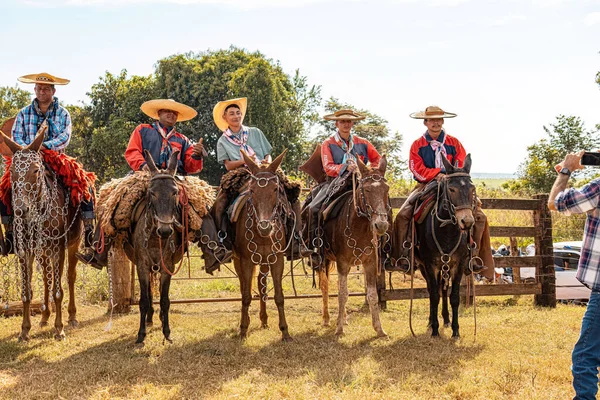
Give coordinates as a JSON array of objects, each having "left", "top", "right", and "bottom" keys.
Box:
[
  {"left": 18, "top": 72, "right": 69, "bottom": 85},
  {"left": 140, "top": 99, "right": 197, "bottom": 122},
  {"left": 410, "top": 105, "right": 457, "bottom": 119},
  {"left": 323, "top": 109, "right": 365, "bottom": 121},
  {"left": 213, "top": 97, "right": 248, "bottom": 132}
]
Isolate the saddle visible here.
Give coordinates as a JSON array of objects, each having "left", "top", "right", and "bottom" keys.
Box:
[
  {"left": 322, "top": 191, "right": 352, "bottom": 222},
  {"left": 228, "top": 190, "right": 251, "bottom": 223},
  {"left": 413, "top": 180, "right": 439, "bottom": 224}
]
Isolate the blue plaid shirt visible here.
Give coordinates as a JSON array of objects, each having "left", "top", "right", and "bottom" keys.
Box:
[
  {"left": 11, "top": 97, "right": 71, "bottom": 151},
  {"left": 554, "top": 178, "right": 600, "bottom": 291}
]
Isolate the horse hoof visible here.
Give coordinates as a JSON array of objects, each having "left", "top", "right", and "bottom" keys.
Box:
[
  {"left": 377, "top": 331, "right": 388, "bottom": 338},
  {"left": 18, "top": 334, "right": 30, "bottom": 342},
  {"left": 164, "top": 337, "right": 173, "bottom": 344},
  {"left": 54, "top": 332, "right": 66, "bottom": 341},
  {"left": 135, "top": 341, "right": 145, "bottom": 348},
  {"left": 444, "top": 323, "right": 451, "bottom": 328},
  {"left": 261, "top": 324, "right": 269, "bottom": 329},
  {"left": 146, "top": 322, "right": 153, "bottom": 328},
  {"left": 322, "top": 321, "right": 330, "bottom": 327},
  {"left": 282, "top": 335, "right": 293, "bottom": 342},
  {"left": 39, "top": 321, "right": 48, "bottom": 328},
  {"left": 335, "top": 329, "right": 344, "bottom": 337},
  {"left": 68, "top": 320, "right": 79, "bottom": 328}
]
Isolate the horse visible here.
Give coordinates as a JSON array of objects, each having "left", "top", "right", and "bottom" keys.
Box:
[
  {"left": 127, "top": 150, "right": 187, "bottom": 345},
  {"left": 316, "top": 156, "right": 390, "bottom": 337},
  {"left": 411, "top": 154, "right": 476, "bottom": 338},
  {"left": 0, "top": 129, "right": 83, "bottom": 341},
  {"left": 231, "top": 149, "right": 292, "bottom": 341}
]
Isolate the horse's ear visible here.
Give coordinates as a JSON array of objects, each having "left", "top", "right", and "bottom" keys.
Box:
[
  {"left": 26, "top": 125, "right": 47, "bottom": 152},
  {"left": 0, "top": 129, "right": 21, "bottom": 155},
  {"left": 357, "top": 156, "right": 369, "bottom": 175},
  {"left": 166, "top": 150, "right": 180, "bottom": 176},
  {"left": 240, "top": 149, "right": 259, "bottom": 174},
  {"left": 378, "top": 155, "right": 387, "bottom": 175},
  {"left": 441, "top": 156, "right": 454, "bottom": 174},
  {"left": 268, "top": 148, "right": 287, "bottom": 173},
  {"left": 462, "top": 154, "right": 472, "bottom": 174},
  {"left": 143, "top": 150, "right": 159, "bottom": 174}
]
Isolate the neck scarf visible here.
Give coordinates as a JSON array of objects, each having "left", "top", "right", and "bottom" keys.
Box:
[
  {"left": 154, "top": 122, "right": 175, "bottom": 168},
  {"left": 334, "top": 131, "right": 355, "bottom": 164},
  {"left": 222, "top": 125, "right": 259, "bottom": 163},
  {"left": 425, "top": 130, "right": 447, "bottom": 169}
]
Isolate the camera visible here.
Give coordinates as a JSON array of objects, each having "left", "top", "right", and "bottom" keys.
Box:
[{"left": 581, "top": 152, "right": 600, "bottom": 167}]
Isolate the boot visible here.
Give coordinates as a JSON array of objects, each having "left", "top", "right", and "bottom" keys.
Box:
[
  {"left": 286, "top": 232, "right": 313, "bottom": 261},
  {"left": 75, "top": 221, "right": 107, "bottom": 270},
  {"left": 1, "top": 225, "right": 14, "bottom": 256},
  {"left": 197, "top": 215, "right": 233, "bottom": 274}
]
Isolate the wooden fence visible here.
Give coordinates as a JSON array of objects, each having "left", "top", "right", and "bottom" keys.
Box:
[{"left": 109, "top": 194, "right": 556, "bottom": 312}]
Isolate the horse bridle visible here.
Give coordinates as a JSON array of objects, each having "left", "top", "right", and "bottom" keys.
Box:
[
  {"left": 247, "top": 171, "right": 288, "bottom": 231},
  {"left": 146, "top": 173, "right": 181, "bottom": 229},
  {"left": 353, "top": 172, "right": 391, "bottom": 221}
]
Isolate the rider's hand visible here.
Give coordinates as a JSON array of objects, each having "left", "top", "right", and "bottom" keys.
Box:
[
  {"left": 434, "top": 173, "right": 445, "bottom": 182},
  {"left": 141, "top": 164, "right": 150, "bottom": 172},
  {"left": 346, "top": 161, "right": 357, "bottom": 173},
  {"left": 192, "top": 138, "right": 204, "bottom": 157},
  {"left": 555, "top": 150, "right": 584, "bottom": 174}
]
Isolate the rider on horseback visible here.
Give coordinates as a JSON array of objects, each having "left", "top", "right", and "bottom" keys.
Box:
[
  {"left": 212, "top": 97, "right": 311, "bottom": 261},
  {"left": 389, "top": 105, "right": 492, "bottom": 274},
  {"left": 77, "top": 99, "right": 232, "bottom": 272},
  {"left": 0, "top": 72, "right": 96, "bottom": 257},
  {"left": 304, "top": 109, "right": 383, "bottom": 266}
]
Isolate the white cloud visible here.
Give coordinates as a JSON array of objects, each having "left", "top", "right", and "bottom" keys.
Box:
[
  {"left": 584, "top": 12, "right": 600, "bottom": 26},
  {"left": 489, "top": 14, "right": 527, "bottom": 27}
]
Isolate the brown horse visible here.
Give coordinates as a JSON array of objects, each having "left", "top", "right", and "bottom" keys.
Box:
[
  {"left": 0, "top": 130, "right": 83, "bottom": 341},
  {"left": 129, "top": 150, "right": 184, "bottom": 345},
  {"left": 230, "top": 149, "right": 292, "bottom": 341},
  {"left": 317, "top": 156, "right": 390, "bottom": 337}
]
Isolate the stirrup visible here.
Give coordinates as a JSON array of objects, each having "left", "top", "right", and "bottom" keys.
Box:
[{"left": 75, "top": 250, "right": 106, "bottom": 271}]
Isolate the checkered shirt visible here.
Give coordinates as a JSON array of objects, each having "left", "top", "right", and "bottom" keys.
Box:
[
  {"left": 11, "top": 97, "right": 71, "bottom": 151},
  {"left": 554, "top": 178, "right": 600, "bottom": 291}
]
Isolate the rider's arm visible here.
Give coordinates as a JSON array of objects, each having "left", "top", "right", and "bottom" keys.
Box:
[
  {"left": 366, "top": 141, "right": 381, "bottom": 168},
  {"left": 182, "top": 137, "right": 203, "bottom": 174},
  {"left": 451, "top": 137, "right": 467, "bottom": 168},
  {"left": 409, "top": 140, "right": 442, "bottom": 183},
  {"left": 124, "top": 125, "right": 147, "bottom": 171},
  {"left": 11, "top": 110, "right": 28, "bottom": 147},
  {"left": 224, "top": 159, "right": 246, "bottom": 171},
  {"left": 321, "top": 140, "right": 344, "bottom": 177},
  {"left": 42, "top": 107, "right": 71, "bottom": 152}
]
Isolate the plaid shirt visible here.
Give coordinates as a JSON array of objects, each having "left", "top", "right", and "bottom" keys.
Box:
[
  {"left": 11, "top": 97, "right": 71, "bottom": 152},
  {"left": 554, "top": 178, "right": 600, "bottom": 291}
]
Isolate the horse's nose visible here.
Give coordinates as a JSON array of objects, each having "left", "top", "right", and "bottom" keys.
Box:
[
  {"left": 257, "top": 220, "right": 272, "bottom": 236},
  {"left": 460, "top": 215, "right": 475, "bottom": 230},
  {"left": 374, "top": 220, "right": 389, "bottom": 236},
  {"left": 157, "top": 226, "right": 174, "bottom": 239}
]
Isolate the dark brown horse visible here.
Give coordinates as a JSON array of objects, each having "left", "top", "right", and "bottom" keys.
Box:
[
  {"left": 129, "top": 150, "right": 185, "bottom": 345},
  {"left": 411, "top": 154, "right": 475, "bottom": 337},
  {"left": 0, "top": 129, "right": 83, "bottom": 341},
  {"left": 317, "top": 156, "right": 390, "bottom": 337},
  {"left": 230, "top": 149, "right": 292, "bottom": 341}
]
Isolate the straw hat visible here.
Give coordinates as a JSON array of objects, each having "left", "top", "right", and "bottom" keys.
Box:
[
  {"left": 140, "top": 99, "right": 197, "bottom": 122},
  {"left": 323, "top": 109, "right": 365, "bottom": 121},
  {"left": 212, "top": 97, "right": 247, "bottom": 132},
  {"left": 409, "top": 105, "right": 457, "bottom": 119},
  {"left": 17, "top": 72, "right": 70, "bottom": 85}
]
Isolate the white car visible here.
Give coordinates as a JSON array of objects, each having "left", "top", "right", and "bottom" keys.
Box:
[{"left": 552, "top": 241, "right": 591, "bottom": 302}]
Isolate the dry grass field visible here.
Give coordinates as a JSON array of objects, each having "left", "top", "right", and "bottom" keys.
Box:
[{"left": 0, "top": 283, "right": 586, "bottom": 400}]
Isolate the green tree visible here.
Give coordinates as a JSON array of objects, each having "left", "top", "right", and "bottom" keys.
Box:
[
  {"left": 0, "top": 86, "right": 31, "bottom": 122},
  {"left": 313, "top": 97, "right": 405, "bottom": 177},
  {"left": 515, "top": 115, "right": 600, "bottom": 193}
]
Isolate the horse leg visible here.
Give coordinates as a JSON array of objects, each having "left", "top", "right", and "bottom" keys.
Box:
[
  {"left": 39, "top": 273, "right": 51, "bottom": 328},
  {"left": 159, "top": 273, "right": 172, "bottom": 343},
  {"left": 66, "top": 242, "right": 79, "bottom": 327},
  {"left": 318, "top": 265, "right": 330, "bottom": 326},
  {"left": 258, "top": 264, "right": 268, "bottom": 329},
  {"left": 18, "top": 258, "right": 33, "bottom": 342},
  {"left": 450, "top": 269, "right": 463, "bottom": 338},
  {"left": 442, "top": 286, "right": 450, "bottom": 328},
  {"left": 335, "top": 262, "right": 350, "bottom": 336},
  {"left": 364, "top": 262, "right": 387, "bottom": 338},
  {"left": 426, "top": 267, "right": 441, "bottom": 337},
  {"left": 235, "top": 257, "right": 252, "bottom": 340},
  {"left": 52, "top": 252, "right": 66, "bottom": 340},
  {"left": 136, "top": 269, "right": 150, "bottom": 344},
  {"left": 146, "top": 277, "right": 154, "bottom": 327},
  {"left": 271, "top": 259, "right": 291, "bottom": 342}
]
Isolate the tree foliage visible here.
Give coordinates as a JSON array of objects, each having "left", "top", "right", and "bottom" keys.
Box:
[
  {"left": 0, "top": 86, "right": 30, "bottom": 122},
  {"left": 513, "top": 115, "right": 600, "bottom": 193}
]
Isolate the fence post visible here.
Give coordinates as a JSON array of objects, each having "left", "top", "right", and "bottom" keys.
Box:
[
  {"left": 108, "top": 240, "right": 132, "bottom": 314},
  {"left": 377, "top": 270, "right": 387, "bottom": 310},
  {"left": 533, "top": 194, "right": 556, "bottom": 307}
]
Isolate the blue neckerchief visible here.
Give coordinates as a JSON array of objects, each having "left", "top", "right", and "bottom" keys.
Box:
[{"left": 334, "top": 131, "right": 356, "bottom": 164}]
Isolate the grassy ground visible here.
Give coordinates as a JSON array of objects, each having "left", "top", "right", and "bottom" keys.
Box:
[{"left": 0, "top": 291, "right": 585, "bottom": 399}]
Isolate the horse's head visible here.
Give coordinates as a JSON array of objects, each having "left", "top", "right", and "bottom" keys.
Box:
[
  {"left": 441, "top": 154, "right": 475, "bottom": 231},
  {"left": 241, "top": 148, "right": 286, "bottom": 238},
  {"left": 144, "top": 150, "right": 180, "bottom": 240},
  {"left": 357, "top": 155, "right": 390, "bottom": 236},
  {"left": 0, "top": 127, "right": 47, "bottom": 213}
]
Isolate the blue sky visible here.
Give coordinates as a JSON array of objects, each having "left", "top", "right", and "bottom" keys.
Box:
[{"left": 1, "top": 0, "right": 599, "bottom": 174}]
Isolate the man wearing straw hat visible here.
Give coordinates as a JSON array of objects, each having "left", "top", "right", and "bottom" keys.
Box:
[
  {"left": 0, "top": 72, "right": 96, "bottom": 257},
  {"left": 304, "top": 109, "right": 382, "bottom": 266},
  {"left": 390, "top": 105, "right": 491, "bottom": 275},
  {"left": 78, "top": 99, "right": 232, "bottom": 272},
  {"left": 212, "top": 97, "right": 311, "bottom": 260}
]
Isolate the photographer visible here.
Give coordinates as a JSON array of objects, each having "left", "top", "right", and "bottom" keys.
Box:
[{"left": 548, "top": 150, "right": 600, "bottom": 400}]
